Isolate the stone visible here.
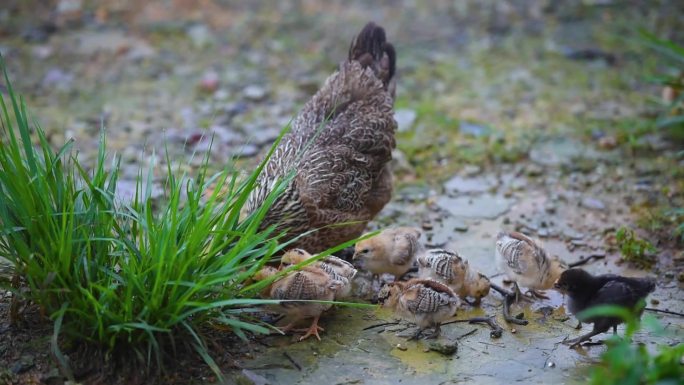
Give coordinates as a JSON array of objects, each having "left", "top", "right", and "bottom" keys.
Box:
[
  {"left": 243, "top": 85, "right": 268, "bottom": 101},
  {"left": 186, "top": 24, "right": 214, "bottom": 48},
  {"left": 11, "top": 354, "right": 34, "bottom": 374},
  {"left": 394, "top": 109, "right": 417, "bottom": 132},
  {"left": 581, "top": 197, "right": 606, "bottom": 211},
  {"left": 428, "top": 339, "right": 458, "bottom": 355},
  {"left": 444, "top": 175, "right": 497, "bottom": 194},
  {"left": 437, "top": 194, "right": 515, "bottom": 219}
]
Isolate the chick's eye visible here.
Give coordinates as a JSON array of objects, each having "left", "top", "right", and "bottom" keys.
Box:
[{"left": 362, "top": 248, "right": 369, "bottom": 253}]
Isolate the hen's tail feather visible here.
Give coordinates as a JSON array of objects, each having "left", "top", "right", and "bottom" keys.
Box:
[{"left": 349, "top": 22, "right": 396, "bottom": 89}]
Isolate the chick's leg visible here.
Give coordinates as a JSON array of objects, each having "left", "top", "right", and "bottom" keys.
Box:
[
  {"left": 295, "top": 315, "right": 324, "bottom": 341},
  {"left": 525, "top": 289, "right": 550, "bottom": 300},
  {"left": 423, "top": 323, "right": 441, "bottom": 339},
  {"left": 513, "top": 283, "right": 533, "bottom": 303}
]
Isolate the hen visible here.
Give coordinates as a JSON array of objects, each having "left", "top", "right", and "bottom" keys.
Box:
[{"left": 247, "top": 22, "right": 397, "bottom": 253}]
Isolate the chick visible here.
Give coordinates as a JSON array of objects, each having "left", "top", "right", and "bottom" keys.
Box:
[
  {"left": 554, "top": 268, "right": 656, "bottom": 348},
  {"left": 280, "top": 248, "right": 357, "bottom": 298},
  {"left": 353, "top": 227, "right": 422, "bottom": 280},
  {"left": 417, "top": 249, "right": 490, "bottom": 305},
  {"left": 378, "top": 278, "right": 459, "bottom": 339},
  {"left": 495, "top": 231, "right": 565, "bottom": 301},
  {"left": 255, "top": 265, "right": 344, "bottom": 341}
]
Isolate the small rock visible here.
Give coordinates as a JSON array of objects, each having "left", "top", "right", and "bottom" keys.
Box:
[
  {"left": 236, "top": 369, "right": 270, "bottom": 385},
  {"left": 198, "top": 70, "right": 219, "bottom": 93},
  {"left": 11, "top": 354, "right": 34, "bottom": 374},
  {"left": 235, "top": 144, "right": 259, "bottom": 158},
  {"left": 396, "top": 343, "right": 407, "bottom": 351},
  {"left": 462, "top": 164, "right": 482, "bottom": 176},
  {"left": 547, "top": 361, "right": 556, "bottom": 368},
  {"left": 459, "top": 121, "right": 490, "bottom": 137},
  {"left": 598, "top": 135, "right": 617, "bottom": 150},
  {"left": 544, "top": 203, "right": 557, "bottom": 214},
  {"left": 650, "top": 299, "right": 659, "bottom": 305},
  {"left": 511, "top": 328, "right": 517, "bottom": 334},
  {"left": 186, "top": 24, "right": 214, "bottom": 48},
  {"left": 42, "top": 68, "right": 74, "bottom": 90},
  {"left": 40, "top": 367, "right": 64, "bottom": 385},
  {"left": 422, "top": 221, "right": 433, "bottom": 231},
  {"left": 453, "top": 221, "right": 469, "bottom": 232},
  {"left": 243, "top": 85, "right": 268, "bottom": 101},
  {"left": 394, "top": 109, "right": 417, "bottom": 132},
  {"left": 525, "top": 164, "right": 544, "bottom": 177},
  {"left": 581, "top": 197, "right": 606, "bottom": 211},
  {"left": 428, "top": 339, "right": 458, "bottom": 355}
]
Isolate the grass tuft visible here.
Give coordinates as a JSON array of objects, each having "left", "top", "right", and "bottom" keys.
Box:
[{"left": 0, "top": 58, "right": 298, "bottom": 380}]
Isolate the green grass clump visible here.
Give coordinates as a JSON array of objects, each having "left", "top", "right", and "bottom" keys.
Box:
[
  {"left": 615, "top": 227, "right": 657, "bottom": 268},
  {"left": 0, "top": 61, "right": 295, "bottom": 379},
  {"left": 579, "top": 305, "right": 684, "bottom": 385}
]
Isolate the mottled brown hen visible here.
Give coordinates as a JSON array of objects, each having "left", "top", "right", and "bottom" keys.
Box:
[{"left": 247, "top": 22, "right": 397, "bottom": 253}]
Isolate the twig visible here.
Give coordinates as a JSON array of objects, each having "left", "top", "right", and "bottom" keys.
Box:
[
  {"left": 456, "top": 328, "right": 478, "bottom": 340},
  {"left": 282, "top": 352, "right": 302, "bottom": 371},
  {"left": 567, "top": 254, "right": 606, "bottom": 268},
  {"left": 490, "top": 283, "right": 529, "bottom": 326},
  {"left": 645, "top": 307, "right": 684, "bottom": 317},
  {"left": 443, "top": 316, "right": 504, "bottom": 338},
  {"left": 362, "top": 321, "right": 400, "bottom": 331}
]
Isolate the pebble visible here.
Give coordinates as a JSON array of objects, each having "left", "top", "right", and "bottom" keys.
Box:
[
  {"left": 581, "top": 197, "right": 606, "bottom": 211},
  {"left": 650, "top": 299, "right": 659, "bottom": 305},
  {"left": 396, "top": 344, "right": 407, "bottom": 351},
  {"left": 187, "top": 24, "right": 213, "bottom": 48},
  {"left": 428, "top": 339, "right": 458, "bottom": 355},
  {"left": 11, "top": 354, "right": 34, "bottom": 374},
  {"left": 243, "top": 85, "right": 268, "bottom": 101},
  {"left": 198, "top": 71, "right": 220, "bottom": 93},
  {"left": 394, "top": 109, "right": 417, "bottom": 132},
  {"left": 547, "top": 361, "right": 556, "bottom": 368}
]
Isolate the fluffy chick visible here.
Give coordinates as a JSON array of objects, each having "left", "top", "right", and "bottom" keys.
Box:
[
  {"left": 280, "top": 248, "right": 357, "bottom": 298},
  {"left": 495, "top": 231, "right": 565, "bottom": 301},
  {"left": 418, "top": 249, "right": 492, "bottom": 305},
  {"left": 378, "top": 278, "right": 459, "bottom": 339},
  {"left": 255, "top": 265, "right": 344, "bottom": 341},
  {"left": 554, "top": 268, "right": 656, "bottom": 348},
  {"left": 353, "top": 227, "right": 422, "bottom": 279}
]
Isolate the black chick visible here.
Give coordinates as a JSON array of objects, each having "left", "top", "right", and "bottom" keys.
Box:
[{"left": 553, "top": 268, "right": 656, "bottom": 348}]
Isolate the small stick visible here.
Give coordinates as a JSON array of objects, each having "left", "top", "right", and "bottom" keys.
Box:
[
  {"left": 567, "top": 254, "right": 606, "bottom": 268},
  {"left": 645, "top": 307, "right": 684, "bottom": 317},
  {"left": 363, "top": 321, "right": 400, "bottom": 331},
  {"left": 490, "top": 283, "right": 529, "bottom": 325},
  {"left": 443, "top": 316, "right": 504, "bottom": 338},
  {"left": 282, "top": 351, "right": 302, "bottom": 371},
  {"left": 456, "top": 328, "right": 478, "bottom": 340}
]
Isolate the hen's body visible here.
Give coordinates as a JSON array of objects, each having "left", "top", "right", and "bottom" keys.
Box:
[{"left": 247, "top": 22, "right": 397, "bottom": 252}]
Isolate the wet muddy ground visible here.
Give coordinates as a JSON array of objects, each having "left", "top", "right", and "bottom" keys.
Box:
[{"left": 1, "top": 1, "right": 683, "bottom": 384}]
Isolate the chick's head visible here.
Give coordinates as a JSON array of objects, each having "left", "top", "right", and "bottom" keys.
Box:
[
  {"left": 353, "top": 236, "right": 383, "bottom": 260},
  {"left": 472, "top": 273, "right": 491, "bottom": 298},
  {"left": 553, "top": 268, "right": 592, "bottom": 295},
  {"left": 253, "top": 266, "right": 279, "bottom": 281},
  {"left": 280, "top": 248, "right": 312, "bottom": 269},
  {"left": 377, "top": 281, "right": 404, "bottom": 309}
]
